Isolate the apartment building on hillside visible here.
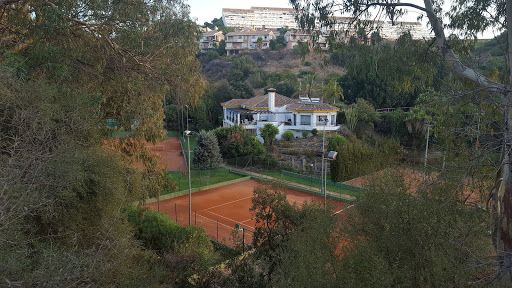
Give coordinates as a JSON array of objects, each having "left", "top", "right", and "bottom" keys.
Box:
[
  {"left": 221, "top": 6, "right": 432, "bottom": 40},
  {"left": 225, "top": 29, "right": 277, "bottom": 55},
  {"left": 284, "top": 30, "right": 329, "bottom": 51},
  {"left": 199, "top": 30, "right": 225, "bottom": 53},
  {"left": 222, "top": 7, "right": 299, "bottom": 29},
  {"left": 328, "top": 17, "right": 432, "bottom": 41}
]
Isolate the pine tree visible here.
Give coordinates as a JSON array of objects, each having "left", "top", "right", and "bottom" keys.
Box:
[{"left": 193, "top": 130, "right": 222, "bottom": 169}]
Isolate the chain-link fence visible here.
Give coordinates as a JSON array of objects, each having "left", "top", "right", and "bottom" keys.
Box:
[
  {"left": 223, "top": 154, "right": 278, "bottom": 171},
  {"left": 159, "top": 202, "right": 254, "bottom": 250},
  {"left": 281, "top": 170, "right": 363, "bottom": 194}
]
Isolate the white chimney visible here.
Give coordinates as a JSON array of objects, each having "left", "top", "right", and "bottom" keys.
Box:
[{"left": 268, "top": 88, "right": 276, "bottom": 112}]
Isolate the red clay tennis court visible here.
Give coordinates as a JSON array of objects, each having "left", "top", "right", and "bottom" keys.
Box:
[
  {"left": 146, "top": 179, "right": 346, "bottom": 247},
  {"left": 145, "top": 137, "right": 186, "bottom": 172}
]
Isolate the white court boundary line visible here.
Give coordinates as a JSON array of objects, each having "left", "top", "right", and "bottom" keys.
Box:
[
  {"left": 203, "top": 210, "right": 255, "bottom": 231},
  {"left": 204, "top": 195, "right": 254, "bottom": 211},
  {"left": 196, "top": 214, "right": 235, "bottom": 229},
  {"left": 334, "top": 204, "right": 355, "bottom": 214}
]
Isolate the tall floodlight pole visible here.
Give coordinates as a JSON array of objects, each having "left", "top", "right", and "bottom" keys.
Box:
[
  {"left": 185, "top": 104, "right": 189, "bottom": 132},
  {"left": 326, "top": 150, "right": 338, "bottom": 208},
  {"left": 185, "top": 130, "right": 194, "bottom": 226},
  {"left": 322, "top": 118, "right": 328, "bottom": 207}
]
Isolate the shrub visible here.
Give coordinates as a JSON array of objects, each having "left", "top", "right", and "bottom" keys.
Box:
[
  {"left": 311, "top": 128, "right": 318, "bottom": 136},
  {"left": 345, "top": 107, "right": 358, "bottom": 130},
  {"left": 125, "top": 207, "right": 218, "bottom": 283},
  {"left": 213, "top": 125, "right": 264, "bottom": 158},
  {"left": 203, "top": 51, "right": 219, "bottom": 62},
  {"left": 260, "top": 123, "right": 279, "bottom": 149},
  {"left": 304, "top": 61, "right": 312, "bottom": 66},
  {"left": 282, "top": 130, "right": 294, "bottom": 141},
  {"left": 125, "top": 207, "right": 216, "bottom": 260},
  {"left": 302, "top": 130, "right": 309, "bottom": 138},
  {"left": 330, "top": 136, "right": 400, "bottom": 182},
  {"left": 328, "top": 135, "right": 346, "bottom": 150}
]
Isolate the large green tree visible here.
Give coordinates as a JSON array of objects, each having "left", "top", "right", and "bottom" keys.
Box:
[
  {"left": 290, "top": 0, "right": 512, "bottom": 279},
  {"left": 0, "top": 0, "right": 207, "bottom": 285},
  {"left": 1, "top": 0, "right": 206, "bottom": 140},
  {"left": 337, "top": 33, "right": 440, "bottom": 108},
  {"left": 193, "top": 130, "right": 223, "bottom": 169},
  {"left": 338, "top": 171, "right": 491, "bottom": 287}
]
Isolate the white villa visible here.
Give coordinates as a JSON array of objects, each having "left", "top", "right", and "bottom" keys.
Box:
[{"left": 221, "top": 88, "right": 340, "bottom": 141}]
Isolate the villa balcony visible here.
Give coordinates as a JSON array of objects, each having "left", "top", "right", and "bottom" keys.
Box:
[{"left": 226, "top": 118, "right": 340, "bottom": 131}]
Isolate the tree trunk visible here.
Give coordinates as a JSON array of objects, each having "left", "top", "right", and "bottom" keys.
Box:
[{"left": 497, "top": 1, "right": 512, "bottom": 278}]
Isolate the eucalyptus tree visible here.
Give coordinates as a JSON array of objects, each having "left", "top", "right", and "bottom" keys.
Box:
[
  {"left": 289, "top": 0, "right": 512, "bottom": 280},
  {"left": 0, "top": 0, "right": 206, "bottom": 285},
  {"left": 0, "top": 0, "right": 206, "bottom": 142}
]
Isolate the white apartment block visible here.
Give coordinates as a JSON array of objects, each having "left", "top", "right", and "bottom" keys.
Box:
[
  {"left": 331, "top": 17, "right": 432, "bottom": 40},
  {"left": 221, "top": 6, "right": 432, "bottom": 40},
  {"left": 222, "top": 7, "right": 299, "bottom": 29}
]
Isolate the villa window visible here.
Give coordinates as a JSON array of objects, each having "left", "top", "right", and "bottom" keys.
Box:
[
  {"left": 331, "top": 115, "right": 335, "bottom": 125},
  {"left": 300, "top": 115, "right": 311, "bottom": 125},
  {"left": 318, "top": 115, "right": 328, "bottom": 124}
]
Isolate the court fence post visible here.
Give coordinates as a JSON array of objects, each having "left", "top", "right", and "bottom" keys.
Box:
[
  {"left": 175, "top": 203, "right": 177, "bottom": 222},
  {"left": 242, "top": 228, "right": 245, "bottom": 253},
  {"left": 217, "top": 218, "right": 219, "bottom": 240}
]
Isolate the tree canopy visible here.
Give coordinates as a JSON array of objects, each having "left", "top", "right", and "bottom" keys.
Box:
[
  {"left": 0, "top": 0, "right": 209, "bottom": 285},
  {"left": 290, "top": 0, "right": 512, "bottom": 280}
]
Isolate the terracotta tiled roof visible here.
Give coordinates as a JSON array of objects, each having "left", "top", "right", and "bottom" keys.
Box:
[
  {"left": 221, "top": 93, "right": 298, "bottom": 109},
  {"left": 287, "top": 103, "right": 340, "bottom": 111},
  {"left": 202, "top": 30, "right": 222, "bottom": 36},
  {"left": 221, "top": 99, "right": 246, "bottom": 106}
]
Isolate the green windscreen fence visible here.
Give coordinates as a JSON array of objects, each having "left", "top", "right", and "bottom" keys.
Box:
[{"left": 281, "top": 170, "right": 363, "bottom": 193}]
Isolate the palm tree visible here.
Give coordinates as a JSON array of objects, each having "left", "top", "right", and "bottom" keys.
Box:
[
  {"left": 300, "top": 74, "right": 318, "bottom": 97},
  {"left": 256, "top": 37, "right": 263, "bottom": 49}
]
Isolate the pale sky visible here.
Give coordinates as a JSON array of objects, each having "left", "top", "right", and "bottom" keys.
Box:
[{"left": 187, "top": 0, "right": 499, "bottom": 39}]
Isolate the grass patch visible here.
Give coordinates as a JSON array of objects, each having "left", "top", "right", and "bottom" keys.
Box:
[
  {"left": 259, "top": 171, "right": 361, "bottom": 198},
  {"left": 181, "top": 134, "right": 198, "bottom": 164},
  {"left": 166, "top": 131, "right": 179, "bottom": 138},
  {"left": 164, "top": 168, "right": 244, "bottom": 195}
]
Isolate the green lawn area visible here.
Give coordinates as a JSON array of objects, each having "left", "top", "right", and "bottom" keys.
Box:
[
  {"left": 181, "top": 134, "right": 197, "bottom": 164},
  {"left": 164, "top": 168, "right": 244, "bottom": 195},
  {"left": 259, "top": 171, "right": 362, "bottom": 198},
  {"left": 166, "top": 131, "right": 180, "bottom": 137}
]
